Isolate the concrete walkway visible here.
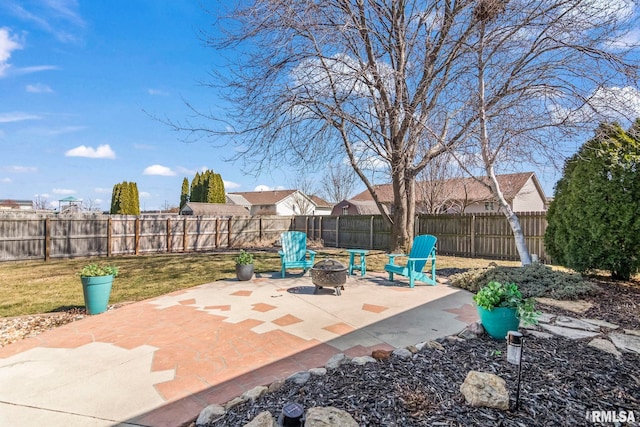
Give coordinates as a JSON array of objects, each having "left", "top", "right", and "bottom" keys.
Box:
[{"left": 0, "top": 271, "right": 477, "bottom": 427}]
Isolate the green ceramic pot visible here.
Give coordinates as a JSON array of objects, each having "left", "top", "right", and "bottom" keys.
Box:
[
  {"left": 80, "top": 275, "right": 114, "bottom": 315},
  {"left": 477, "top": 306, "right": 520, "bottom": 340}
]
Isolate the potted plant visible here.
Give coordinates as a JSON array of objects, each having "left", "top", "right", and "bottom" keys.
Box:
[
  {"left": 473, "top": 281, "right": 539, "bottom": 340},
  {"left": 235, "top": 250, "right": 254, "bottom": 281},
  {"left": 78, "top": 264, "right": 119, "bottom": 315}
]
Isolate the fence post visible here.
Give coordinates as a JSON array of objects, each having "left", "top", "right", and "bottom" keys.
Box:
[
  {"left": 370, "top": 216, "right": 374, "bottom": 249},
  {"left": 44, "top": 218, "right": 50, "bottom": 261},
  {"left": 107, "top": 217, "right": 112, "bottom": 257},
  {"left": 135, "top": 217, "right": 140, "bottom": 255},
  {"left": 259, "top": 217, "right": 263, "bottom": 241},
  {"left": 336, "top": 216, "right": 340, "bottom": 248},
  {"left": 319, "top": 216, "right": 323, "bottom": 243},
  {"left": 471, "top": 215, "right": 476, "bottom": 258},
  {"left": 166, "top": 218, "right": 171, "bottom": 253},
  {"left": 215, "top": 218, "right": 220, "bottom": 248},
  {"left": 183, "top": 217, "right": 188, "bottom": 252},
  {"left": 228, "top": 217, "right": 232, "bottom": 247}
]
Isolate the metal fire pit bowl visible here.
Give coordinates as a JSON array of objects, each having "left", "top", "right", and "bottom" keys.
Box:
[{"left": 310, "top": 259, "right": 347, "bottom": 296}]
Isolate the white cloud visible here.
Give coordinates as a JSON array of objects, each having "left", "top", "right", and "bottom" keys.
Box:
[
  {"left": 147, "top": 88, "right": 169, "bottom": 96},
  {"left": 224, "top": 180, "right": 241, "bottom": 189},
  {"left": 26, "top": 83, "right": 53, "bottom": 93},
  {"left": 0, "top": 177, "right": 11, "bottom": 183},
  {"left": 143, "top": 164, "right": 176, "bottom": 176},
  {"left": 6, "top": 0, "right": 85, "bottom": 43},
  {"left": 139, "top": 191, "right": 151, "bottom": 198},
  {"left": 253, "top": 184, "right": 286, "bottom": 191},
  {"left": 52, "top": 188, "right": 76, "bottom": 195},
  {"left": 0, "top": 112, "right": 41, "bottom": 123},
  {"left": 13, "top": 65, "right": 59, "bottom": 75},
  {"left": 555, "top": 86, "right": 640, "bottom": 124},
  {"left": 6, "top": 165, "right": 37, "bottom": 173},
  {"left": 0, "top": 27, "right": 22, "bottom": 77},
  {"left": 65, "top": 144, "right": 116, "bottom": 159},
  {"left": 93, "top": 187, "right": 112, "bottom": 194}
]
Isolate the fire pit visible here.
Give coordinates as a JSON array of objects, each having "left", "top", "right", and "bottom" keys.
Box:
[{"left": 310, "top": 259, "right": 347, "bottom": 296}]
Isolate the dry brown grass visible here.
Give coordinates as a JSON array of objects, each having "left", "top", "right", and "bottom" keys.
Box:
[{"left": 0, "top": 248, "right": 519, "bottom": 318}]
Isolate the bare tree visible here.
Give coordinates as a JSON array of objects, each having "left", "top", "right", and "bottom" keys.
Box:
[
  {"left": 286, "top": 173, "right": 316, "bottom": 215},
  {"left": 319, "top": 163, "right": 358, "bottom": 204},
  {"left": 458, "top": 0, "right": 640, "bottom": 264},
  {"left": 175, "top": 0, "right": 639, "bottom": 252},
  {"left": 33, "top": 195, "right": 49, "bottom": 210},
  {"left": 416, "top": 152, "right": 465, "bottom": 214},
  {"left": 82, "top": 198, "right": 102, "bottom": 212}
]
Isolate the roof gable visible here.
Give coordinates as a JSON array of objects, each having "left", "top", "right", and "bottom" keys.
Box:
[{"left": 351, "top": 172, "right": 538, "bottom": 204}]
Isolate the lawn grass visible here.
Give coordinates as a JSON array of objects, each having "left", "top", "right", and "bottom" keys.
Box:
[{"left": 0, "top": 248, "right": 520, "bottom": 318}]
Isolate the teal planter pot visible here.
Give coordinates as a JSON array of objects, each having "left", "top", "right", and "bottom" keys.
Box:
[
  {"left": 477, "top": 306, "right": 520, "bottom": 340},
  {"left": 81, "top": 275, "right": 114, "bottom": 315}
]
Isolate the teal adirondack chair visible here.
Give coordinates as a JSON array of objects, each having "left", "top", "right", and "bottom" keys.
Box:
[
  {"left": 279, "top": 231, "right": 317, "bottom": 277},
  {"left": 384, "top": 234, "right": 437, "bottom": 287}
]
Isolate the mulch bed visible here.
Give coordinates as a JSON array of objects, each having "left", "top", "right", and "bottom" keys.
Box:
[{"left": 206, "top": 278, "right": 640, "bottom": 427}]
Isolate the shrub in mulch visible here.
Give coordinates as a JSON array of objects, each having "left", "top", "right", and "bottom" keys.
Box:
[
  {"left": 448, "top": 263, "right": 600, "bottom": 300},
  {"left": 207, "top": 335, "right": 640, "bottom": 426}
]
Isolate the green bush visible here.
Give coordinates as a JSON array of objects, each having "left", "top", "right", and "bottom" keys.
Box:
[
  {"left": 449, "top": 263, "right": 599, "bottom": 300},
  {"left": 545, "top": 122, "right": 640, "bottom": 280},
  {"left": 78, "top": 264, "right": 119, "bottom": 277}
]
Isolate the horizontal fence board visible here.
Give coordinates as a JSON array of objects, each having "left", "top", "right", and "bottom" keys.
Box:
[{"left": 0, "top": 212, "right": 548, "bottom": 262}]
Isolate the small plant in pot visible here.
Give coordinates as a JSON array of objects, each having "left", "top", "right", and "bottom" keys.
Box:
[
  {"left": 473, "top": 281, "right": 539, "bottom": 340},
  {"left": 235, "top": 250, "right": 254, "bottom": 281},
  {"left": 78, "top": 264, "right": 119, "bottom": 315}
]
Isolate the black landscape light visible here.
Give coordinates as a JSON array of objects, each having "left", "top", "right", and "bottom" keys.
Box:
[
  {"left": 279, "top": 402, "right": 304, "bottom": 426},
  {"left": 506, "top": 330, "right": 524, "bottom": 410}
]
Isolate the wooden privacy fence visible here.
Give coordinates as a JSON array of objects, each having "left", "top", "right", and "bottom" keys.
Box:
[
  {"left": 288, "top": 212, "right": 548, "bottom": 261},
  {"left": 0, "top": 215, "right": 293, "bottom": 262},
  {"left": 0, "top": 212, "right": 547, "bottom": 262}
]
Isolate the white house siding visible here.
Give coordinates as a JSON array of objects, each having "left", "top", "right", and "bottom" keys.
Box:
[
  {"left": 275, "top": 193, "right": 316, "bottom": 216},
  {"left": 512, "top": 178, "right": 546, "bottom": 212}
]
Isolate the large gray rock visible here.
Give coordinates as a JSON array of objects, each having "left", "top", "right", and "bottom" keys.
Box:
[
  {"left": 325, "top": 353, "right": 347, "bottom": 369},
  {"left": 588, "top": 338, "right": 622, "bottom": 358},
  {"left": 243, "top": 411, "right": 276, "bottom": 427},
  {"left": 582, "top": 318, "right": 619, "bottom": 329},
  {"left": 309, "top": 367, "right": 327, "bottom": 376},
  {"left": 242, "top": 385, "right": 268, "bottom": 402},
  {"left": 555, "top": 316, "right": 601, "bottom": 332},
  {"left": 392, "top": 348, "right": 413, "bottom": 360},
  {"left": 196, "top": 403, "right": 225, "bottom": 426},
  {"left": 460, "top": 371, "right": 510, "bottom": 410},
  {"left": 417, "top": 340, "right": 444, "bottom": 351},
  {"left": 609, "top": 333, "right": 640, "bottom": 354},
  {"left": 304, "top": 406, "right": 359, "bottom": 427},
  {"left": 351, "top": 355, "right": 376, "bottom": 366},
  {"left": 539, "top": 324, "right": 600, "bottom": 340},
  {"left": 288, "top": 371, "right": 311, "bottom": 385}
]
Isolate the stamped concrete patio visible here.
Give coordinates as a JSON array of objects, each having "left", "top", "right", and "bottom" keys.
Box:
[{"left": 0, "top": 271, "right": 477, "bottom": 427}]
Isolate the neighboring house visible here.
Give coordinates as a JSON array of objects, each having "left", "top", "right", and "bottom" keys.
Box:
[
  {"left": 331, "top": 199, "right": 390, "bottom": 216},
  {"left": 226, "top": 194, "right": 251, "bottom": 210},
  {"left": 180, "top": 202, "right": 250, "bottom": 216},
  {"left": 228, "top": 189, "right": 317, "bottom": 216},
  {"left": 351, "top": 172, "right": 547, "bottom": 214},
  {"left": 0, "top": 199, "right": 33, "bottom": 210},
  {"left": 309, "top": 195, "right": 333, "bottom": 216}
]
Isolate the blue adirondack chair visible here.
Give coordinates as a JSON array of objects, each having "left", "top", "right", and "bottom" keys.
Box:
[
  {"left": 384, "top": 234, "right": 437, "bottom": 287},
  {"left": 279, "top": 231, "right": 317, "bottom": 277}
]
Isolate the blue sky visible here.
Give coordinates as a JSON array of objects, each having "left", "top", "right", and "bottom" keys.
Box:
[
  {"left": 0, "top": 0, "right": 296, "bottom": 211},
  {"left": 1, "top": 1, "right": 570, "bottom": 211}
]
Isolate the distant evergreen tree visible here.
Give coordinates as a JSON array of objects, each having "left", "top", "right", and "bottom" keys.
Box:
[
  {"left": 110, "top": 181, "right": 141, "bottom": 215},
  {"left": 180, "top": 178, "right": 189, "bottom": 209},
  {"left": 545, "top": 121, "right": 640, "bottom": 280},
  {"left": 188, "top": 170, "right": 226, "bottom": 203}
]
